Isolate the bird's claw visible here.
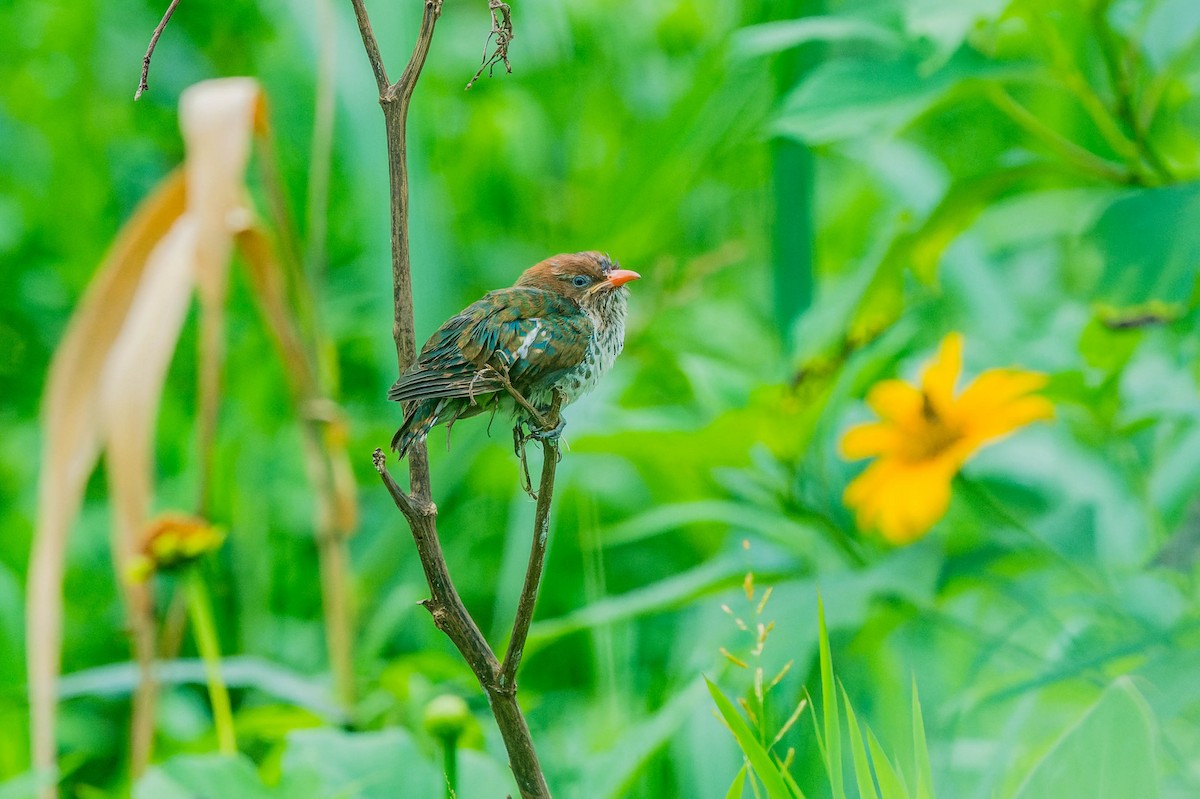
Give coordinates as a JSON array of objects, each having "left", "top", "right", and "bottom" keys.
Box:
[{"left": 529, "top": 417, "right": 565, "bottom": 441}]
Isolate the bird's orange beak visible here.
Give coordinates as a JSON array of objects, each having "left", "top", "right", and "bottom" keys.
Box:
[{"left": 607, "top": 269, "right": 641, "bottom": 288}]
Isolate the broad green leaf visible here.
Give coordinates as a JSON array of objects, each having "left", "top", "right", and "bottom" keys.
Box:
[
  {"left": 774, "top": 51, "right": 1014, "bottom": 144},
  {"left": 734, "top": 17, "right": 902, "bottom": 58},
  {"left": 456, "top": 750, "right": 521, "bottom": 799},
  {"left": 1011, "top": 679, "right": 1159, "bottom": 799},
  {"left": 818, "top": 598, "right": 845, "bottom": 799},
  {"left": 529, "top": 553, "right": 792, "bottom": 651},
  {"left": 1088, "top": 182, "right": 1200, "bottom": 314},
  {"left": 134, "top": 754, "right": 279, "bottom": 799},
  {"left": 840, "top": 682, "right": 880, "bottom": 799},
  {"left": 707, "top": 679, "right": 804, "bottom": 799},
  {"left": 282, "top": 728, "right": 440, "bottom": 799},
  {"left": 904, "top": 0, "right": 1010, "bottom": 66}
]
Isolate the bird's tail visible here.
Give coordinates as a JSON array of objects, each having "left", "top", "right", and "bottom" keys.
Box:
[{"left": 390, "top": 400, "right": 442, "bottom": 459}]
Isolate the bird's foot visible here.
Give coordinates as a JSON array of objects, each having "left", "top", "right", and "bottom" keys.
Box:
[
  {"left": 513, "top": 422, "right": 537, "bottom": 499},
  {"left": 529, "top": 416, "right": 565, "bottom": 441}
]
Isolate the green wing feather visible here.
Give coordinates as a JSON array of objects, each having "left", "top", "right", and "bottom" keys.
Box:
[{"left": 388, "top": 287, "right": 590, "bottom": 404}]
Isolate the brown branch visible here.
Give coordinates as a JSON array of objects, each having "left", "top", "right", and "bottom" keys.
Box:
[
  {"left": 352, "top": 3, "right": 550, "bottom": 795},
  {"left": 501, "top": 425, "right": 560, "bottom": 688},
  {"left": 134, "top": 0, "right": 182, "bottom": 101},
  {"left": 348, "top": 0, "right": 390, "bottom": 95}
]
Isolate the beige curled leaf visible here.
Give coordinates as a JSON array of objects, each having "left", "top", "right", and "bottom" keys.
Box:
[{"left": 30, "top": 77, "right": 265, "bottom": 797}]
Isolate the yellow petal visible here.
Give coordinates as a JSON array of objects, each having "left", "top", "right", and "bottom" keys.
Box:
[
  {"left": 844, "top": 457, "right": 956, "bottom": 545},
  {"left": 866, "top": 380, "right": 922, "bottom": 423},
  {"left": 921, "top": 333, "right": 963, "bottom": 415},
  {"left": 956, "top": 369, "right": 1053, "bottom": 443},
  {"left": 840, "top": 423, "right": 901, "bottom": 460}
]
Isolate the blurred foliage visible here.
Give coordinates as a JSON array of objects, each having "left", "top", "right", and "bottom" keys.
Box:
[{"left": 4, "top": 0, "right": 1200, "bottom": 797}]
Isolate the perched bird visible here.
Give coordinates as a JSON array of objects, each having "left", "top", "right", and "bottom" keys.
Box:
[{"left": 389, "top": 251, "right": 640, "bottom": 458}]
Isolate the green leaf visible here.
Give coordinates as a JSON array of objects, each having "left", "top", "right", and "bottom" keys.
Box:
[
  {"left": 281, "top": 728, "right": 440, "bottom": 799},
  {"left": 818, "top": 597, "right": 846, "bottom": 799},
  {"left": 134, "top": 754, "right": 279, "bottom": 799},
  {"left": 866, "top": 727, "right": 911, "bottom": 799},
  {"left": 840, "top": 682, "right": 880, "bottom": 799},
  {"left": 773, "top": 50, "right": 1013, "bottom": 144},
  {"left": 912, "top": 678, "right": 934, "bottom": 799},
  {"left": 1088, "top": 182, "right": 1200, "bottom": 313},
  {"left": 706, "top": 678, "right": 804, "bottom": 799},
  {"left": 734, "top": 17, "right": 903, "bottom": 58},
  {"left": 1011, "top": 678, "right": 1160, "bottom": 799},
  {"left": 725, "top": 765, "right": 749, "bottom": 799}
]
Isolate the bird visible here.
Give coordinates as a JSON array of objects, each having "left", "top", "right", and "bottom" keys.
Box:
[{"left": 388, "top": 251, "right": 640, "bottom": 459}]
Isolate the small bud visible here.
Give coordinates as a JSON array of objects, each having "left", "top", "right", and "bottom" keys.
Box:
[
  {"left": 423, "top": 694, "right": 471, "bottom": 740},
  {"left": 126, "top": 513, "right": 225, "bottom": 582}
]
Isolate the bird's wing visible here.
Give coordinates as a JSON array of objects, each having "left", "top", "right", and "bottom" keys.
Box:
[{"left": 387, "top": 288, "right": 591, "bottom": 404}]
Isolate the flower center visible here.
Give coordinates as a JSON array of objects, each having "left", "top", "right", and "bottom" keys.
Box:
[{"left": 899, "top": 393, "right": 964, "bottom": 462}]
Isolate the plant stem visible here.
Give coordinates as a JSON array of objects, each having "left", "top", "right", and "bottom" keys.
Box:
[
  {"left": 955, "top": 475, "right": 1107, "bottom": 594},
  {"left": 442, "top": 735, "right": 458, "bottom": 799},
  {"left": 186, "top": 568, "right": 237, "bottom": 756}
]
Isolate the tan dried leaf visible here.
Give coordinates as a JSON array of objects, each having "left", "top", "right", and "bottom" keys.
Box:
[{"left": 29, "top": 78, "right": 265, "bottom": 796}]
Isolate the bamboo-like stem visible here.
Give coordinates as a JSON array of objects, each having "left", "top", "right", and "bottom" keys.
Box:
[{"left": 186, "top": 569, "right": 237, "bottom": 755}]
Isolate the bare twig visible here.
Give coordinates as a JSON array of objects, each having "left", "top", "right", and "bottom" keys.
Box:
[
  {"left": 135, "top": 0, "right": 182, "bottom": 101},
  {"left": 350, "top": 2, "right": 551, "bottom": 794},
  {"left": 500, "top": 394, "right": 564, "bottom": 688},
  {"left": 466, "top": 0, "right": 514, "bottom": 90},
  {"left": 349, "top": 0, "right": 390, "bottom": 95}
]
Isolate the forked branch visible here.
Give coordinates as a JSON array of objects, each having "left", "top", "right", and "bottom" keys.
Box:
[{"left": 349, "top": 2, "right": 550, "bottom": 797}]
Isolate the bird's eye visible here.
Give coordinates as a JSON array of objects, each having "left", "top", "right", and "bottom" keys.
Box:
[{"left": 571, "top": 275, "right": 591, "bottom": 288}]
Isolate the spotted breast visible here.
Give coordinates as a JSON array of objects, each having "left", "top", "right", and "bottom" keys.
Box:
[{"left": 388, "top": 251, "right": 639, "bottom": 458}]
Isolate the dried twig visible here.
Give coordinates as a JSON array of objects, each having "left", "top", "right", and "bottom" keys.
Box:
[
  {"left": 349, "top": 2, "right": 551, "bottom": 797},
  {"left": 135, "top": 0, "right": 182, "bottom": 101},
  {"left": 466, "top": 0, "right": 514, "bottom": 90}
]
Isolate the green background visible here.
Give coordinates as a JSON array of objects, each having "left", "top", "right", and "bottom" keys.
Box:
[{"left": 3, "top": 0, "right": 1200, "bottom": 796}]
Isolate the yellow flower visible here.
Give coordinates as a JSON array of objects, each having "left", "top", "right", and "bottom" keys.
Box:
[
  {"left": 126, "top": 513, "right": 225, "bottom": 583},
  {"left": 840, "top": 333, "right": 1053, "bottom": 544}
]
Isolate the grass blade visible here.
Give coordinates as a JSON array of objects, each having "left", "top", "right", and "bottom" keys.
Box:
[
  {"left": 817, "top": 596, "right": 845, "bottom": 799},
  {"left": 840, "top": 682, "right": 879, "bottom": 799},
  {"left": 707, "top": 678, "right": 805, "bottom": 799},
  {"left": 911, "top": 677, "right": 934, "bottom": 799},
  {"left": 866, "top": 727, "right": 910, "bottom": 799}
]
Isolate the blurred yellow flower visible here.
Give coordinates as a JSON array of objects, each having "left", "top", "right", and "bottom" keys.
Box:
[
  {"left": 840, "top": 333, "right": 1053, "bottom": 545},
  {"left": 126, "top": 513, "right": 225, "bottom": 583}
]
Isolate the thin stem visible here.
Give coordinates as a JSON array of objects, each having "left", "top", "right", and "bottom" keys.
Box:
[
  {"left": 186, "top": 569, "right": 237, "bottom": 756},
  {"left": 955, "top": 476, "right": 1108, "bottom": 595},
  {"left": 307, "top": 0, "right": 338, "bottom": 291},
  {"left": 1022, "top": 6, "right": 1144, "bottom": 172},
  {"left": 984, "top": 84, "right": 1133, "bottom": 184},
  {"left": 442, "top": 735, "right": 458, "bottom": 799},
  {"left": 135, "top": 0, "right": 182, "bottom": 100},
  {"left": 348, "top": 0, "right": 390, "bottom": 95},
  {"left": 1090, "top": 0, "right": 1176, "bottom": 184},
  {"left": 501, "top": 436, "right": 559, "bottom": 689}
]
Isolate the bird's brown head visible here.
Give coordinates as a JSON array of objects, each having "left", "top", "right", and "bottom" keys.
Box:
[{"left": 515, "top": 252, "right": 640, "bottom": 305}]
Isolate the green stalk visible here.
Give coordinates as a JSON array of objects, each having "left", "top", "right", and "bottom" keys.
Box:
[
  {"left": 186, "top": 568, "right": 237, "bottom": 755},
  {"left": 441, "top": 734, "right": 458, "bottom": 799}
]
